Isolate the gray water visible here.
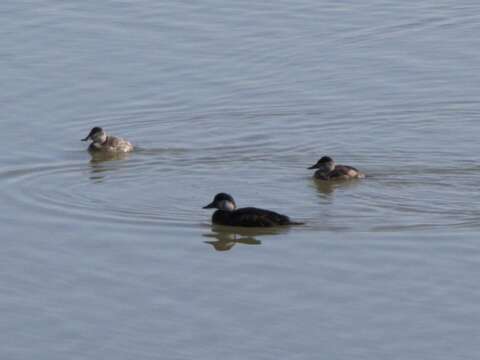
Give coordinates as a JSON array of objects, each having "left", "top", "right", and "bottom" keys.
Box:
[{"left": 2, "top": 1, "right": 480, "bottom": 359}]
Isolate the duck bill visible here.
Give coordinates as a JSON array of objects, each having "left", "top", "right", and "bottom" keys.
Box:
[
  {"left": 203, "top": 202, "right": 216, "bottom": 209},
  {"left": 308, "top": 164, "right": 319, "bottom": 169},
  {"left": 81, "top": 135, "right": 90, "bottom": 142}
]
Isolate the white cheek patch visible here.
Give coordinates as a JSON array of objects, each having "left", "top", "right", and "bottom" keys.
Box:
[
  {"left": 319, "top": 164, "right": 334, "bottom": 173},
  {"left": 93, "top": 133, "right": 107, "bottom": 143},
  {"left": 219, "top": 200, "right": 236, "bottom": 211}
]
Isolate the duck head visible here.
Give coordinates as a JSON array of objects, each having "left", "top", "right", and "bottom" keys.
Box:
[
  {"left": 203, "top": 193, "right": 237, "bottom": 212},
  {"left": 308, "top": 156, "right": 335, "bottom": 172},
  {"left": 82, "top": 127, "right": 107, "bottom": 144}
]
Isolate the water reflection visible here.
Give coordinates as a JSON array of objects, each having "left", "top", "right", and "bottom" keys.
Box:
[
  {"left": 88, "top": 152, "right": 130, "bottom": 183},
  {"left": 311, "top": 178, "right": 362, "bottom": 197},
  {"left": 202, "top": 225, "right": 289, "bottom": 251}
]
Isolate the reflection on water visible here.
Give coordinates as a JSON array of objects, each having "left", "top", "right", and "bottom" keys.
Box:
[
  {"left": 88, "top": 152, "right": 131, "bottom": 183},
  {"left": 89, "top": 151, "right": 131, "bottom": 163},
  {"left": 311, "top": 178, "right": 363, "bottom": 197},
  {"left": 204, "top": 236, "right": 260, "bottom": 251},
  {"left": 202, "top": 225, "right": 290, "bottom": 251}
]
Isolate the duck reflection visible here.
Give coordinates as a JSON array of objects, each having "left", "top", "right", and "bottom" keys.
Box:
[
  {"left": 312, "top": 177, "right": 361, "bottom": 197},
  {"left": 203, "top": 225, "right": 289, "bottom": 251},
  {"left": 88, "top": 152, "right": 130, "bottom": 183}
]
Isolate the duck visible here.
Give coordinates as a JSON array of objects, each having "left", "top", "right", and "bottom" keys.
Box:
[
  {"left": 308, "top": 156, "right": 365, "bottom": 180},
  {"left": 203, "top": 193, "right": 303, "bottom": 227},
  {"left": 81, "top": 127, "right": 133, "bottom": 153}
]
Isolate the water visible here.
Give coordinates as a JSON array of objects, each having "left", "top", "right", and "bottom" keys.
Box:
[{"left": 1, "top": 1, "right": 480, "bottom": 359}]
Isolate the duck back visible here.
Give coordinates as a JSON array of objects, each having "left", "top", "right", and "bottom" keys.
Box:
[
  {"left": 315, "top": 165, "right": 364, "bottom": 180},
  {"left": 213, "top": 207, "right": 298, "bottom": 227},
  {"left": 330, "top": 165, "right": 364, "bottom": 179},
  {"left": 89, "top": 136, "right": 133, "bottom": 153}
]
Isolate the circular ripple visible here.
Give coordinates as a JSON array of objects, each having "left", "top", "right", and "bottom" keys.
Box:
[{"left": 0, "top": 158, "right": 204, "bottom": 229}]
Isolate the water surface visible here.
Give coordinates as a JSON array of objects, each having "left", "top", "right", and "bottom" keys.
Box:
[{"left": 2, "top": 1, "right": 480, "bottom": 359}]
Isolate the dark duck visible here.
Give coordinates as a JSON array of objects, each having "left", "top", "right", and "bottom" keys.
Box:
[
  {"left": 203, "top": 193, "right": 303, "bottom": 227},
  {"left": 308, "top": 156, "right": 365, "bottom": 180}
]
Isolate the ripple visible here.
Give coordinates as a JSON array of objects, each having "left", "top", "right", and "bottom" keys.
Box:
[
  {"left": 0, "top": 157, "right": 203, "bottom": 228},
  {"left": 5, "top": 100, "right": 480, "bottom": 234}
]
